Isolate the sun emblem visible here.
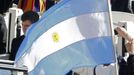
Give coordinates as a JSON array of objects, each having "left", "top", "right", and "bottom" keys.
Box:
[{"left": 52, "top": 32, "right": 59, "bottom": 42}]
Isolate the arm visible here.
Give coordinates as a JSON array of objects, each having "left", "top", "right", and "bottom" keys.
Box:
[
  {"left": 115, "top": 26, "right": 134, "bottom": 54},
  {"left": 115, "top": 26, "right": 134, "bottom": 74}
]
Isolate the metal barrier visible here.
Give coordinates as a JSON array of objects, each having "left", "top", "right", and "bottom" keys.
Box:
[{"left": 0, "top": 59, "right": 28, "bottom": 75}]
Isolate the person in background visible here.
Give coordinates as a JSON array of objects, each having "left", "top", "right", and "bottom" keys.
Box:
[
  {"left": 115, "top": 26, "right": 134, "bottom": 75},
  {"left": 9, "top": 11, "right": 39, "bottom": 61}
]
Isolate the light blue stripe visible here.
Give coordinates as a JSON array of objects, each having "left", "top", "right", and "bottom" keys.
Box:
[
  {"left": 29, "top": 36, "right": 115, "bottom": 75},
  {"left": 15, "top": 0, "right": 109, "bottom": 62}
]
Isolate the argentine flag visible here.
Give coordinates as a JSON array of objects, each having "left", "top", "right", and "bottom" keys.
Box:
[{"left": 15, "top": 0, "right": 115, "bottom": 75}]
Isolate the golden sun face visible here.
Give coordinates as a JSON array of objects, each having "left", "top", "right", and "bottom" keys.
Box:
[{"left": 52, "top": 32, "right": 59, "bottom": 42}]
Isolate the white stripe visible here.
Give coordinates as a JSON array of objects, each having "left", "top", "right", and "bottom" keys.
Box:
[{"left": 23, "top": 12, "right": 111, "bottom": 72}]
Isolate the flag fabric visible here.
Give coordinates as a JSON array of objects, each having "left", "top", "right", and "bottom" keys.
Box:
[
  {"left": 34, "top": 0, "right": 46, "bottom": 14},
  {"left": 18, "top": 0, "right": 34, "bottom": 12},
  {"left": 15, "top": 0, "right": 115, "bottom": 75},
  {"left": 17, "top": 0, "right": 46, "bottom": 14}
]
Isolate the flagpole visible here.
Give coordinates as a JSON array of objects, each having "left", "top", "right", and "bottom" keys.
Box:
[{"left": 107, "top": 0, "right": 119, "bottom": 75}]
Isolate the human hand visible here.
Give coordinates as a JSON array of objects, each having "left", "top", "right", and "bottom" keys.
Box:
[
  {"left": 115, "top": 27, "right": 133, "bottom": 42},
  {"left": 115, "top": 26, "right": 134, "bottom": 54}
]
